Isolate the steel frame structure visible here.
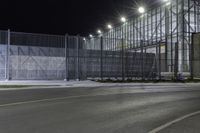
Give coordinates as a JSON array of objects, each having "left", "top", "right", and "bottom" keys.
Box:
[{"left": 90, "top": 0, "right": 200, "bottom": 79}]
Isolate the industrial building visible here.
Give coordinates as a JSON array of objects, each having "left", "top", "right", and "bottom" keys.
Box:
[{"left": 0, "top": 0, "right": 200, "bottom": 80}]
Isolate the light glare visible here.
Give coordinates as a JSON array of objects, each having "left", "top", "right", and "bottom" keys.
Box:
[
  {"left": 97, "top": 30, "right": 102, "bottom": 34},
  {"left": 166, "top": 2, "right": 171, "bottom": 6},
  {"left": 121, "top": 17, "right": 126, "bottom": 23},
  {"left": 108, "top": 24, "right": 112, "bottom": 29},
  {"left": 89, "top": 34, "right": 93, "bottom": 38},
  {"left": 138, "top": 7, "right": 145, "bottom": 14}
]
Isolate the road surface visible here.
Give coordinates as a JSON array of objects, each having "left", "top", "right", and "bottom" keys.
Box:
[{"left": 0, "top": 83, "right": 200, "bottom": 133}]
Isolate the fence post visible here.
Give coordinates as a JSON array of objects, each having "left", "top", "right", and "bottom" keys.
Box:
[
  {"left": 122, "top": 38, "right": 125, "bottom": 81},
  {"left": 64, "top": 34, "right": 69, "bottom": 81},
  {"left": 100, "top": 36, "right": 103, "bottom": 80},
  {"left": 6, "top": 29, "right": 10, "bottom": 81},
  {"left": 76, "top": 36, "right": 79, "bottom": 81},
  {"left": 141, "top": 40, "right": 144, "bottom": 80},
  {"left": 159, "top": 41, "right": 161, "bottom": 80},
  {"left": 174, "top": 42, "right": 179, "bottom": 80},
  {"left": 190, "top": 33, "right": 194, "bottom": 80}
]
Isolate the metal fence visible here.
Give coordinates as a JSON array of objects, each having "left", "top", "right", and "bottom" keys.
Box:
[
  {"left": 1, "top": 0, "right": 200, "bottom": 81},
  {"left": 4, "top": 31, "right": 66, "bottom": 80},
  {"left": 0, "top": 30, "right": 199, "bottom": 81}
]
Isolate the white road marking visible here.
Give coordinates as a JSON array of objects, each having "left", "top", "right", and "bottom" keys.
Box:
[
  {"left": 0, "top": 92, "right": 148, "bottom": 107},
  {"left": 0, "top": 88, "right": 199, "bottom": 108},
  {"left": 0, "top": 94, "right": 98, "bottom": 107},
  {"left": 148, "top": 110, "right": 200, "bottom": 133}
]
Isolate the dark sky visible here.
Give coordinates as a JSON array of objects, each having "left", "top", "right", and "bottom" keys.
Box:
[{"left": 0, "top": 0, "right": 157, "bottom": 36}]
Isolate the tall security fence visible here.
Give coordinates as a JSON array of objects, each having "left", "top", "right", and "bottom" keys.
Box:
[
  {"left": 0, "top": 30, "right": 199, "bottom": 81},
  {"left": 99, "top": 0, "right": 200, "bottom": 81},
  {"left": 0, "top": 30, "right": 66, "bottom": 80}
]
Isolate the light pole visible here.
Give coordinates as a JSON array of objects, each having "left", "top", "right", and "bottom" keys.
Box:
[
  {"left": 121, "top": 17, "right": 126, "bottom": 81},
  {"left": 138, "top": 7, "right": 145, "bottom": 80},
  {"left": 89, "top": 34, "right": 94, "bottom": 49}
]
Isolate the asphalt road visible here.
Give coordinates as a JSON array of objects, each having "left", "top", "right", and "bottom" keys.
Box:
[{"left": 0, "top": 84, "right": 200, "bottom": 133}]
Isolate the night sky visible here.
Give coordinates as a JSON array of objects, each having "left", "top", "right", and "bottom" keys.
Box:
[{"left": 0, "top": 0, "right": 158, "bottom": 36}]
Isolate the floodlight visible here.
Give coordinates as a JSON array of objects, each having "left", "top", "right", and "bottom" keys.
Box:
[
  {"left": 121, "top": 17, "right": 126, "bottom": 23},
  {"left": 97, "top": 30, "right": 102, "bottom": 34},
  {"left": 89, "top": 34, "right": 93, "bottom": 38},
  {"left": 107, "top": 24, "right": 112, "bottom": 29},
  {"left": 138, "top": 7, "right": 145, "bottom": 14}
]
